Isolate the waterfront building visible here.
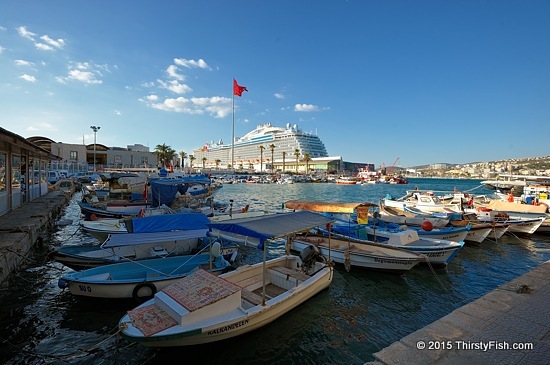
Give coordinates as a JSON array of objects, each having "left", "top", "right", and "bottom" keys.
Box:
[{"left": 0, "top": 128, "right": 60, "bottom": 215}]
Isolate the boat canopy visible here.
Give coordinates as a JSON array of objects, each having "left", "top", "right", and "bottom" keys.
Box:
[
  {"left": 206, "top": 211, "right": 334, "bottom": 247},
  {"left": 284, "top": 200, "right": 375, "bottom": 213},
  {"left": 127, "top": 213, "right": 210, "bottom": 233},
  {"left": 102, "top": 229, "right": 208, "bottom": 248}
]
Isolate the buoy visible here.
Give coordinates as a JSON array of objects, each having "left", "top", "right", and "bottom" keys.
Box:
[
  {"left": 421, "top": 221, "right": 433, "bottom": 231},
  {"left": 90, "top": 214, "right": 97, "bottom": 221}
]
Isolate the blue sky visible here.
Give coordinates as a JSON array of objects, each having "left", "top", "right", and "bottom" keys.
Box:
[{"left": 1, "top": 1, "right": 549, "bottom": 168}]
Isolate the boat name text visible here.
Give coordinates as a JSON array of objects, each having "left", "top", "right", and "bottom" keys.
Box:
[{"left": 207, "top": 319, "right": 249, "bottom": 335}]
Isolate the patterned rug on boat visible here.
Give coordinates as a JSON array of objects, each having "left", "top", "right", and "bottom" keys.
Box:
[
  {"left": 162, "top": 269, "right": 241, "bottom": 311},
  {"left": 128, "top": 304, "right": 177, "bottom": 336}
]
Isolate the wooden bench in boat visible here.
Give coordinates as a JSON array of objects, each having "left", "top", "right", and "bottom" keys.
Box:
[
  {"left": 241, "top": 288, "right": 264, "bottom": 305},
  {"left": 269, "top": 266, "right": 310, "bottom": 282}
]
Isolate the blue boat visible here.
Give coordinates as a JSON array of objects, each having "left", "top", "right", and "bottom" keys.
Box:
[{"left": 58, "top": 241, "right": 234, "bottom": 300}]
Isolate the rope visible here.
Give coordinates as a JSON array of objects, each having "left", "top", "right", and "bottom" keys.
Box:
[{"left": 424, "top": 256, "right": 447, "bottom": 291}]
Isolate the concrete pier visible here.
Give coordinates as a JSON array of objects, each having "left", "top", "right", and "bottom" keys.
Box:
[
  {"left": 0, "top": 190, "right": 72, "bottom": 286},
  {"left": 368, "top": 260, "right": 550, "bottom": 365}
]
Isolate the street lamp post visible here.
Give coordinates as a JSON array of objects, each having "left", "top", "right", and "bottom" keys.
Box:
[{"left": 90, "top": 126, "right": 100, "bottom": 171}]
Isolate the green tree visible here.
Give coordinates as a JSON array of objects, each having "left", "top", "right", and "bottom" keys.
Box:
[
  {"left": 179, "top": 151, "right": 187, "bottom": 169},
  {"left": 154, "top": 143, "right": 176, "bottom": 167},
  {"left": 189, "top": 155, "right": 196, "bottom": 170},
  {"left": 294, "top": 148, "right": 301, "bottom": 174},
  {"left": 304, "top": 152, "right": 311, "bottom": 178},
  {"left": 259, "top": 145, "right": 265, "bottom": 173},
  {"left": 269, "top": 144, "right": 276, "bottom": 174}
]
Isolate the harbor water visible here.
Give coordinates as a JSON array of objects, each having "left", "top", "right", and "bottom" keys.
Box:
[{"left": 1, "top": 178, "right": 550, "bottom": 364}]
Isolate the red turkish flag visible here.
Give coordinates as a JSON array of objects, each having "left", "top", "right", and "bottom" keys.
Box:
[{"left": 233, "top": 79, "right": 248, "bottom": 96}]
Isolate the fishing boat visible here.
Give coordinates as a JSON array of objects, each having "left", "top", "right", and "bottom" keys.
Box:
[
  {"left": 57, "top": 241, "right": 234, "bottom": 300},
  {"left": 291, "top": 233, "right": 425, "bottom": 273},
  {"left": 377, "top": 200, "right": 450, "bottom": 228},
  {"left": 118, "top": 210, "right": 334, "bottom": 347},
  {"left": 80, "top": 211, "right": 210, "bottom": 241},
  {"left": 283, "top": 200, "right": 427, "bottom": 271},
  {"left": 51, "top": 214, "right": 239, "bottom": 270}
]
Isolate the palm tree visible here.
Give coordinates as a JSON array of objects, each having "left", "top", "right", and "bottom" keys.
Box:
[
  {"left": 304, "top": 153, "right": 311, "bottom": 179},
  {"left": 202, "top": 157, "right": 207, "bottom": 170},
  {"left": 179, "top": 151, "right": 187, "bottom": 169},
  {"left": 269, "top": 144, "right": 276, "bottom": 174},
  {"left": 294, "top": 148, "right": 300, "bottom": 174},
  {"left": 215, "top": 159, "right": 221, "bottom": 169},
  {"left": 282, "top": 151, "right": 286, "bottom": 173},
  {"left": 259, "top": 145, "right": 265, "bottom": 173},
  {"left": 189, "top": 155, "right": 195, "bottom": 171},
  {"left": 154, "top": 143, "right": 176, "bottom": 167}
]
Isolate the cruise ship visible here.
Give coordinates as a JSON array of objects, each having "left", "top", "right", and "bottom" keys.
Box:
[{"left": 192, "top": 123, "right": 328, "bottom": 170}]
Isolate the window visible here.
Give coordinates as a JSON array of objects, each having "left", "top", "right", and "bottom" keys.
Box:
[
  {"left": 70, "top": 151, "right": 78, "bottom": 160},
  {"left": 0, "top": 153, "right": 6, "bottom": 192}
]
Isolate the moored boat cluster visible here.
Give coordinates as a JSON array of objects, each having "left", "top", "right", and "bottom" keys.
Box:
[{"left": 49, "top": 175, "right": 549, "bottom": 348}]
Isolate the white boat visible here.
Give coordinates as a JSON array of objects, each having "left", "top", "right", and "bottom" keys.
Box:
[
  {"left": 381, "top": 190, "right": 462, "bottom": 214},
  {"left": 292, "top": 233, "right": 425, "bottom": 273},
  {"left": 468, "top": 208, "right": 546, "bottom": 236},
  {"left": 80, "top": 212, "right": 205, "bottom": 241},
  {"left": 355, "top": 220, "right": 470, "bottom": 243},
  {"left": 316, "top": 228, "right": 463, "bottom": 268},
  {"left": 118, "top": 210, "right": 334, "bottom": 347},
  {"left": 57, "top": 242, "right": 234, "bottom": 300},
  {"left": 50, "top": 229, "right": 217, "bottom": 270},
  {"left": 284, "top": 200, "right": 426, "bottom": 271},
  {"left": 377, "top": 200, "right": 450, "bottom": 228}
]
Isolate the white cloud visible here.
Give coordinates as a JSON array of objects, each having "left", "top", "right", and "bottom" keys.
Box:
[
  {"left": 174, "top": 58, "right": 210, "bottom": 69},
  {"left": 166, "top": 65, "right": 184, "bottom": 80},
  {"left": 158, "top": 79, "right": 192, "bottom": 94},
  {"left": 113, "top": 110, "right": 122, "bottom": 116},
  {"left": 17, "top": 26, "right": 66, "bottom": 52},
  {"left": 57, "top": 61, "right": 108, "bottom": 84},
  {"left": 68, "top": 69, "right": 101, "bottom": 84},
  {"left": 17, "top": 26, "right": 36, "bottom": 41},
  {"left": 20, "top": 74, "right": 36, "bottom": 82},
  {"left": 294, "top": 104, "right": 320, "bottom": 112},
  {"left": 0, "top": 46, "right": 4, "bottom": 54},
  {"left": 0, "top": 26, "right": 6, "bottom": 31},
  {"left": 274, "top": 93, "right": 285, "bottom": 99},
  {"left": 145, "top": 95, "right": 232, "bottom": 118},
  {"left": 40, "top": 35, "right": 65, "bottom": 49},
  {"left": 14, "top": 59, "right": 34, "bottom": 67}
]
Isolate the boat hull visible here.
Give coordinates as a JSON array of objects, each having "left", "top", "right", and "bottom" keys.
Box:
[
  {"left": 291, "top": 235, "right": 423, "bottom": 274},
  {"left": 59, "top": 254, "right": 231, "bottom": 299},
  {"left": 119, "top": 255, "right": 332, "bottom": 346}
]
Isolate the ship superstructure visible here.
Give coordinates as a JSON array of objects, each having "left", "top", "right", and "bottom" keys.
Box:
[{"left": 191, "top": 123, "right": 328, "bottom": 170}]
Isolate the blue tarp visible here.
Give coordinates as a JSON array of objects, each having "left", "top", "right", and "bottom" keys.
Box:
[
  {"left": 130, "top": 213, "right": 210, "bottom": 233},
  {"left": 149, "top": 175, "right": 212, "bottom": 207}
]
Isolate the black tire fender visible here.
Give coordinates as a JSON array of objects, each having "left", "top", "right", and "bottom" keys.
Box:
[{"left": 132, "top": 282, "right": 157, "bottom": 301}]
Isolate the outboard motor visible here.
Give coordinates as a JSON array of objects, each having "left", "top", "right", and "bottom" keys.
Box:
[{"left": 299, "top": 244, "right": 323, "bottom": 272}]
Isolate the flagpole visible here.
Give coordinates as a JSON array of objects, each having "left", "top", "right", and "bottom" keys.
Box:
[{"left": 232, "top": 85, "right": 235, "bottom": 173}]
